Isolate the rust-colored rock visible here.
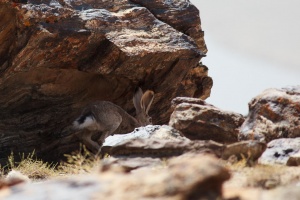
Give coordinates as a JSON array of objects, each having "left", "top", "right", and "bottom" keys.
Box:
[
  {"left": 240, "top": 86, "right": 300, "bottom": 142},
  {"left": 169, "top": 97, "right": 245, "bottom": 143},
  {"left": 0, "top": 0, "right": 208, "bottom": 164}
]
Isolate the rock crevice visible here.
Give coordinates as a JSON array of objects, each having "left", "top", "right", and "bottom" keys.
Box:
[{"left": 0, "top": 0, "right": 207, "bottom": 164}]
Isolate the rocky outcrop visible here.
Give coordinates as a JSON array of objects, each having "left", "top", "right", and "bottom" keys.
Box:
[
  {"left": 258, "top": 138, "right": 300, "bottom": 166},
  {"left": 169, "top": 97, "right": 245, "bottom": 143},
  {"left": 239, "top": 86, "right": 300, "bottom": 142},
  {"left": 0, "top": 154, "right": 230, "bottom": 200},
  {"left": 130, "top": 0, "right": 207, "bottom": 53},
  {"left": 0, "top": 0, "right": 207, "bottom": 164}
]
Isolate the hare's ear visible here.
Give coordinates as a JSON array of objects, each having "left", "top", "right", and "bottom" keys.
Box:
[
  {"left": 133, "top": 87, "right": 144, "bottom": 114},
  {"left": 141, "top": 90, "right": 154, "bottom": 114}
]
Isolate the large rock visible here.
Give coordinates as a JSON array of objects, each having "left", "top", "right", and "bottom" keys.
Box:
[
  {"left": 169, "top": 97, "right": 245, "bottom": 143},
  {"left": 0, "top": 154, "right": 230, "bottom": 200},
  {"left": 102, "top": 125, "right": 226, "bottom": 158},
  {"left": 240, "top": 86, "right": 300, "bottom": 142},
  {"left": 259, "top": 138, "right": 300, "bottom": 166},
  {"left": 0, "top": 0, "right": 207, "bottom": 164},
  {"left": 102, "top": 125, "right": 265, "bottom": 163}
]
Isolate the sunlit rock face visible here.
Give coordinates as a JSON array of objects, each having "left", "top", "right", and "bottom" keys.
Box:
[
  {"left": 0, "top": 0, "right": 207, "bottom": 164},
  {"left": 258, "top": 138, "right": 300, "bottom": 166},
  {"left": 239, "top": 86, "right": 300, "bottom": 142},
  {"left": 169, "top": 97, "right": 245, "bottom": 144}
]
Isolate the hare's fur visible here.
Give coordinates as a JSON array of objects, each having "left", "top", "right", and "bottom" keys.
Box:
[{"left": 73, "top": 88, "right": 154, "bottom": 153}]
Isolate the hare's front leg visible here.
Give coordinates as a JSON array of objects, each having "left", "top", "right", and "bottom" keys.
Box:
[
  {"left": 80, "top": 131, "right": 101, "bottom": 154},
  {"left": 96, "top": 116, "right": 122, "bottom": 146}
]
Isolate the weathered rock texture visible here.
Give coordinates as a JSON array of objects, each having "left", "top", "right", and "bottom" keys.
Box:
[
  {"left": 0, "top": 155, "right": 230, "bottom": 200},
  {"left": 102, "top": 125, "right": 265, "bottom": 163},
  {"left": 102, "top": 125, "right": 225, "bottom": 158},
  {"left": 169, "top": 97, "right": 245, "bottom": 143},
  {"left": 259, "top": 138, "right": 300, "bottom": 166},
  {"left": 240, "top": 86, "right": 300, "bottom": 142},
  {"left": 0, "top": 0, "right": 207, "bottom": 164},
  {"left": 177, "top": 63, "right": 213, "bottom": 100}
]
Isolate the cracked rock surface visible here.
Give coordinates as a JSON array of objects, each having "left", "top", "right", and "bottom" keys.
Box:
[{"left": 0, "top": 0, "right": 207, "bottom": 164}]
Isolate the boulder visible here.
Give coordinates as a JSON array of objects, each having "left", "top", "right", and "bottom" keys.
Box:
[
  {"left": 130, "top": 0, "right": 207, "bottom": 53},
  {"left": 258, "top": 138, "right": 300, "bottom": 165},
  {"left": 0, "top": 0, "right": 207, "bottom": 164},
  {"left": 240, "top": 86, "right": 300, "bottom": 142},
  {"left": 102, "top": 125, "right": 225, "bottom": 158},
  {"left": 103, "top": 125, "right": 187, "bottom": 147},
  {"left": 0, "top": 154, "right": 230, "bottom": 200},
  {"left": 169, "top": 97, "right": 245, "bottom": 143}
]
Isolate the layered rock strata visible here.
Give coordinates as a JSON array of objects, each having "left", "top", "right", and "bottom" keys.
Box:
[{"left": 0, "top": 0, "right": 207, "bottom": 164}]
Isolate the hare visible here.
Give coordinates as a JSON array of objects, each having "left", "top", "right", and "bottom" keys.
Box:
[{"left": 73, "top": 87, "right": 154, "bottom": 153}]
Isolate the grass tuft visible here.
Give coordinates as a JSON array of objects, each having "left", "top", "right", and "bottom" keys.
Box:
[
  {"left": 58, "top": 145, "right": 101, "bottom": 175},
  {"left": 6, "top": 151, "right": 57, "bottom": 180},
  {"left": 0, "top": 145, "right": 101, "bottom": 181}
]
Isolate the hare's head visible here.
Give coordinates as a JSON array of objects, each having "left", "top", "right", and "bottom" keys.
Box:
[{"left": 133, "top": 87, "right": 155, "bottom": 126}]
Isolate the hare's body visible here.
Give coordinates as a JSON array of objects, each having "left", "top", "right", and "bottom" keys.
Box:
[
  {"left": 73, "top": 88, "right": 154, "bottom": 153},
  {"left": 74, "top": 101, "right": 139, "bottom": 134}
]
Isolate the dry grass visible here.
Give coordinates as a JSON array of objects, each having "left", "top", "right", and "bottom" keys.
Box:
[
  {"left": 6, "top": 151, "right": 57, "bottom": 180},
  {"left": 1, "top": 145, "right": 101, "bottom": 181},
  {"left": 222, "top": 158, "right": 300, "bottom": 190},
  {"left": 2, "top": 148, "right": 300, "bottom": 193},
  {"left": 57, "top": 145, "right": 101, "bottom": 175}
]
